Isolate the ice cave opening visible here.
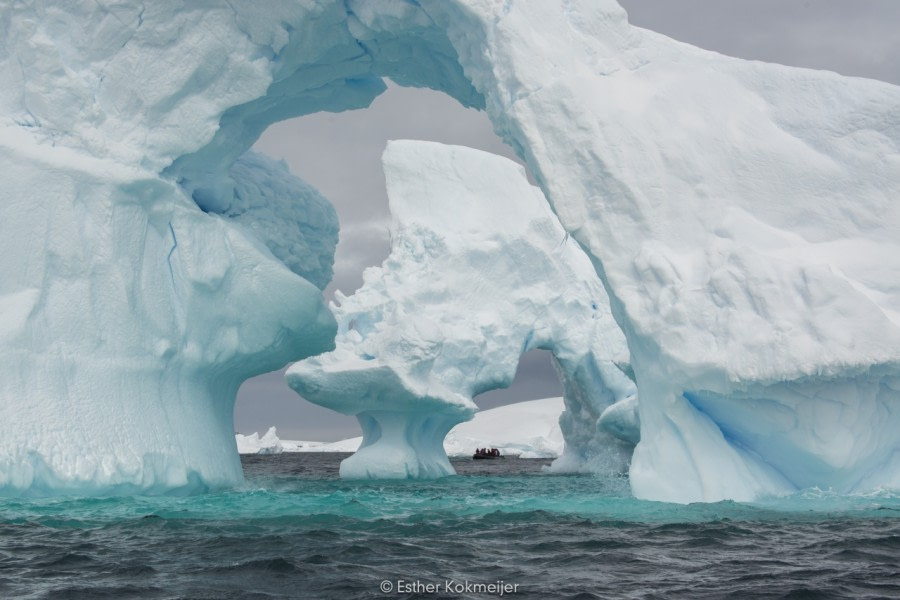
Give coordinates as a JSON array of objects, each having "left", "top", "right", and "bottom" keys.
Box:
[
  {"left": 473, "top": 350, "right": 563, "bottom": 413},
  {"left": 234, "top": 81, "right": 536, "bottom": 443},
  {"left": 473, "top": 349, "right": 637, "bottom": 476}
]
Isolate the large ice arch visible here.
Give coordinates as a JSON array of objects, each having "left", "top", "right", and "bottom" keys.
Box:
[
  {"left": 287, "top": 140, "right": 637, "bottom": 479},
  {"left": 1, "top": 0, "right": 899, "bottom": 501}
]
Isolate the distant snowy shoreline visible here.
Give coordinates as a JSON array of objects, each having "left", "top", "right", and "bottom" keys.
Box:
[{"left": 236, "top": 397, "right": 565, "bottom": 458}]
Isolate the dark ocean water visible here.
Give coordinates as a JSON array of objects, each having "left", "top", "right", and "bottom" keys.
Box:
[{"left": 0, "top": 453, "right": 898, "bottom": 599}]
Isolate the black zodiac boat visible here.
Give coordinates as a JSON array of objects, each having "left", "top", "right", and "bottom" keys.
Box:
[{"left": 473, "top": 448, "right": 503, "bottom": 459}]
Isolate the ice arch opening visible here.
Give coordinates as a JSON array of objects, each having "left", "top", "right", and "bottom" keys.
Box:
[
  {"left": 473, "top": 350, "right": 563, "bottom": 413},
  {"left": 472, "top": 349, "right": 639, "bottom": 471},
  {"left": 463, "top": 351, "right": 569, "bottom": 459},
  {"left": 234, "top": 82, "right": 531, "bottom": 442}
]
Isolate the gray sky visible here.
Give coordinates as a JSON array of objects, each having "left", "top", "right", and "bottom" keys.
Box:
[{"left": 236, "top": 0, "right": 900, "bottom": 441}]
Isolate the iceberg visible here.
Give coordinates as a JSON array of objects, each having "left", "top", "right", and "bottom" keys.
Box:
[
  {"left": 0, "top": 3, "right": 343, "bottom": 494},
  {"left": 236, "top": 426, "right": 355, "bottom": 454},
  {"left": 236, "top": 396, "right": 567, "bottom": 459},
  {"left": 597, "top": 395, "right": 640, "bottom": 447},
  {"left": 443, "top": 397, "right": 566, "bottom": 459},
  {"left": 296, "top": 437, "right": 362, "bottom": 454},
  {"left": 287, "top": 140, "right": 634, "bottom": 479},
  {"left": 448, "top": 3, "right": 900, "bottom": 502},
  {"left": 235, "top": 426, "right": 285, "bottom": 456},
  {"left": 2, "top": 0, "right": 898, "bottom": 501}
]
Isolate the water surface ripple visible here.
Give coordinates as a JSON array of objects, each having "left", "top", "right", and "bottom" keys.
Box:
[{"left": 0, "top": 454, "right": 898, "bottom": 599}]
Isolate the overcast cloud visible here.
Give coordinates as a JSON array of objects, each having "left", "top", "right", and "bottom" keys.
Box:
[{"left": 236, "top": 1, "right": 899, "bottom": 441}]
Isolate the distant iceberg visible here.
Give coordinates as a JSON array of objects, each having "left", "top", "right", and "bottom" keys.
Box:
[
  {"left": 443, "top": 398, "right": 565, "bottom": 459},
  {"left": 235, "top": 427, "right": 285, "bottom": 455},
  {"left": 237, "top": 397, "right": 566, "bottom": 459}
]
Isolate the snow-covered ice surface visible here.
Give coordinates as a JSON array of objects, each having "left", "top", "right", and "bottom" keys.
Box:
[
  {"left": 235, "top": 427, "right": 338, "bottom": 454},
  {"left": 237, "top": 397, "right": 566, "bottom": 459},
  {"left": 0, "top": 2, "right": 342, "bottom": 495},
  {"left": 2, "top": 0, "right": 899, "bottom": 501},
  {"left": 295, "top": 438, "right": 360, "bottom": 454},
  {"left": 443, "top": 397, "right": 565, "bottom": 459},
  {"left": 287, "top": 141, "right": 634, "bottom": 479},
  {"left": 445, "top": 1, "right": 900, "bottom": 502}
]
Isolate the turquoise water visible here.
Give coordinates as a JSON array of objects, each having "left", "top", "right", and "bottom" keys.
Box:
[{"left": 1, "top": 454, "right": 898, "bottom": 599}]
